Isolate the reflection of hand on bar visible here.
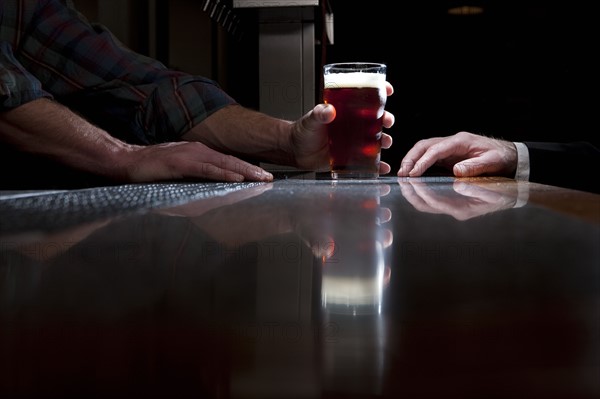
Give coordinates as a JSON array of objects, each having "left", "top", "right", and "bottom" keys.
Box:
[{"left": 398, "top": 177, "right": 528, "bottom": 221}]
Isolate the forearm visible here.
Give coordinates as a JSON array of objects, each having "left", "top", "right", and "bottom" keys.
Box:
[
  {"left": 182, "top": 104, "right": 294, "bottom": 166},
  {"left": 0, "top": 98, "right": 132, "bottom": 179}
]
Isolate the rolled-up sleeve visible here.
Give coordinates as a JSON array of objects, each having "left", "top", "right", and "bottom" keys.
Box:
[
  {"left": 0, "top": 41, "right": 53, "bottom": 110},
  {"left": 139, "top": 75, "right": 238, "bottom": 143},
  {"left": 61, "top": 70, "right": 237, "bottom": 145}
]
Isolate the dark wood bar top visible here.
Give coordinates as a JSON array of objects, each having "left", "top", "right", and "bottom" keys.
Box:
[{"left": 1, "top": 175, "right": 598, "bottom": 398}]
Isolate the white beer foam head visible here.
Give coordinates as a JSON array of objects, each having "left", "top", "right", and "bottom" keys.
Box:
[
  {"left": 324, "top": 72, "right": 385, "bottom": 89},
  {"left": 321, "top": 274, "right": 383, "bottom": 306}
]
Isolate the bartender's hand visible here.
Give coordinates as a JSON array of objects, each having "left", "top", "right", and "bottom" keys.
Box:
[
  {"left": 291, "top": 82, "right": 395, "bottom": 174},
  {"left": 397, "top": 131, "right": 517, "bottom": 178},
  {"left": 398, "top": 178, "right": 519, "bottom": 220}
]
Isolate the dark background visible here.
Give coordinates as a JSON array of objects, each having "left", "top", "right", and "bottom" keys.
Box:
[{"left": 228, "top": 0, "right": 597, "bottom": 173}]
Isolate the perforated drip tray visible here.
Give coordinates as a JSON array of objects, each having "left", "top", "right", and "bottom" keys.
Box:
[{"left": 0, "top": 182, "right": 263, "bottom": 235}]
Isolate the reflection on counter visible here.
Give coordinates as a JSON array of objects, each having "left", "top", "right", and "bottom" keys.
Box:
[
  {"left": 319, "top": 183, "right": 392, "bottom": 315},
  {"left": 397, "top": 176, "right": 529, "bottom": 220},
  {"left": 312, "top": 183, "right": 393, "bottom": 397},
  {"left": 1, "top": 176, "right": 598, "bottom": 398}
]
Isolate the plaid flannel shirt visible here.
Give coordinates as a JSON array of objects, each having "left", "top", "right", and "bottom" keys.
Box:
[{"left": 0, "top": 0, "right": 236, "bottom": 144}]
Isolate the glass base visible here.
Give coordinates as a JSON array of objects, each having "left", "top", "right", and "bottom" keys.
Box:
[{"left": 331, "top": 171, "right": 379, "bottom": 179}]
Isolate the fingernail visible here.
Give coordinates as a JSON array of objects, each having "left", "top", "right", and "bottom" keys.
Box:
[{"left": 255, "top": 170, "right": 273, "bottom": 181}]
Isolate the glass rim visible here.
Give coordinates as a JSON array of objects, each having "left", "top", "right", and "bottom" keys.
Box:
[{"left": 324, "top": 62, "right": 386, "bottom": 71}]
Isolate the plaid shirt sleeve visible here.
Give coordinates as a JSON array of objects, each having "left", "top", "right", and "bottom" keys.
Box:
[
  {"left": 1, "top": 0, "right": 237, "bottom": 144},
  {"left": 0, "top": 41, "right": 54, "bottom": 107}
]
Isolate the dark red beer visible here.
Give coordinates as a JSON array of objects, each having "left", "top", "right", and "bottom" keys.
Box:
[{"left": 323, "top": 63, "right": 386, "bottom": 179}]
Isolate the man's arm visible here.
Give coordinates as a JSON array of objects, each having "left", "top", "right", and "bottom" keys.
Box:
[
  {"left": 0, "top": 99, "right": 273, "bottom": 182},
  {"left": 183, "top": 104, "right": 332, "bottom": 170},
  {"left": 0, "top": 99, "right": 129, "bottom": 177}
]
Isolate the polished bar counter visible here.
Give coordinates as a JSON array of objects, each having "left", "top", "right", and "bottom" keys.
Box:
[{"left": 1, "top": 174, "right": 599, "bottom": 398}]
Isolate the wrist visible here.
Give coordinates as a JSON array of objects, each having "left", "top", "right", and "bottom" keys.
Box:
[
  {"left": 492, "top": 139, "right": 518, "bottom": 178},
  {"left": 95, "top": 140, "right": 140, "bottom": 182},
  {"left": 183, "top": 105, "right": 294, "bottom": 166}
]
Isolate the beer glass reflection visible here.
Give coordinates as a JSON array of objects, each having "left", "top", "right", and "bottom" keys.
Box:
[
  {"left": 318, "top": 184, "right": 392, "bottom": 315},
  {"left": 316, "top": 183, "right": 392, "bottom": 396},
  {"left": 323, "top": 62, "right": 387, "bottom": 179}
]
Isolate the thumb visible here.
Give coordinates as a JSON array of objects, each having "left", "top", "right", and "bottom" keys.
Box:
[
  {"left": 294, "top": 104, "right": 335, "bottom": 142},
  {"left": 303, "top": 104, "right": 335, "bottom": 130}
]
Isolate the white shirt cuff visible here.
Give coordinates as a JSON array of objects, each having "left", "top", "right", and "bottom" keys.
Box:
[
  {"left": 512, "top": 142, "right": 531, "bottom": 208},
  {"left": 513, "top": 142, "right": 530, "bottom": 182}
]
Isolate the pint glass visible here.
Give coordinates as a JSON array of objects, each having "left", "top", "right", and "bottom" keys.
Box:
[{"left": 323, "top": 62, "right": 387, "bottom": 179}]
